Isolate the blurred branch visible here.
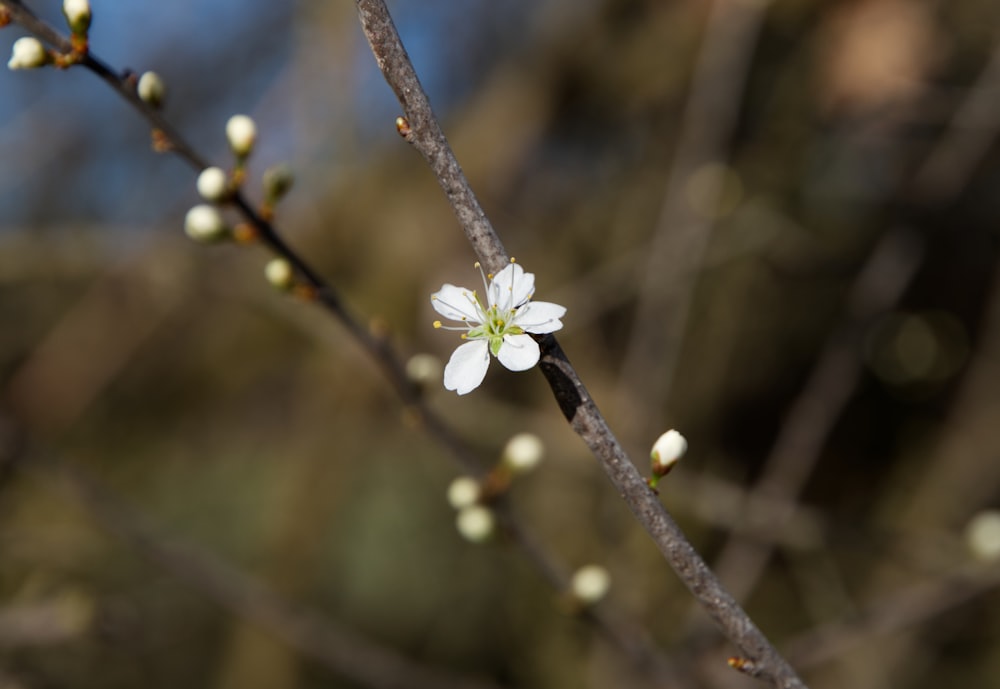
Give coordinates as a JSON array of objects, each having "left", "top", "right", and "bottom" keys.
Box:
[
  {"left": 705, "top": 33, "right": 1000, "bottom": 610},
  {"left": 43, "top": 457, "right": 505, "bottom": 689},
  {"left": 785, "top": 559, "right": 1000, "bottom": 670},
  {"left": 619, "top": 0, "right": 771, "bottom": 433},
  {"left": 354, "top": 1, "right": 806, "bottom": 686}
]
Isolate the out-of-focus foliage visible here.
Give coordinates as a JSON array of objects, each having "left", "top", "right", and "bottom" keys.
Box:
[{"left": 2, "top": 0, "right": 1000, "bottom": 687}]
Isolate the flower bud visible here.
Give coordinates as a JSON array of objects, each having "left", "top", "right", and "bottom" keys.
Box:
[
  {"left": 966, "top": 510, "right": 1000, "bottom": 561},
  {"left": 184, "top": 204, "right": 228, "bottom": 243},
  {"left": 8, "top": 37, "right": 49, "bottom": 70},
  {"left": 446, "top": 476, "right": 481, "bottom": 510},
  {"left": 264, "top": 258, "right": 295, "bottom": 291},
  {"left": 63, "top": 0, "right": 91, "bottom": 35},
  {"left": 137, "top": 71, "right": 166, "bottom": 108},
  {"left": 650, "top": 429, "right": 687, "bottom": 483},
  {"left": 263, "top": 163, "right": 294, "bottom": 203},
  {"left": 455, "top": 505, "right": 495, "bottom": 543},
  {"left": 405, "top": 353, "right": 442, "bottom": 386},
  {"left": 225, "top": 114, "right": 257, "bottom": 158},
  {"left": 501, "top": 432, "right": 544, "bottom": 474},
  {"left": 196, "top": 167, "right": 229, "bottom": 202},
  {"left": 570, "top": 565, "right": 611, "bottom": 605}
]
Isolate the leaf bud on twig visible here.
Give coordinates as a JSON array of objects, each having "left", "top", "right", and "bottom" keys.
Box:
[{"left": 263, "top": 163, "right": 294, "bottom": 204}]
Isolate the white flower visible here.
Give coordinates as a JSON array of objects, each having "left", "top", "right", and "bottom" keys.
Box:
[
  {"left": 8, "top": 37, "right": 49, "bottom": 70},
  {"left": 431, "top": 261, "right": 566, "bottom": 395},
  {"left": 225, "top": 114, "right": 257, "bottom": 157},
  {"left": 63, "top": 0, "right": 92, "bottom": 34}
]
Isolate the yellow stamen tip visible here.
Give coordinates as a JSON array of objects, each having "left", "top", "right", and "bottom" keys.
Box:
[{"left": 433, "top": 321, "right": 442, "bottom": 329}]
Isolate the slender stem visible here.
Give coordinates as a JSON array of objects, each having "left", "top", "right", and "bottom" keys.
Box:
[{"left": 354, "top": 1, "right": 807, "bottom": 686}]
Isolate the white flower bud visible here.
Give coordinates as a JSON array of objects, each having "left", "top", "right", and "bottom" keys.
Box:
[
  {"left": 570, "top": 565, "right": 611, "bottom": 605},
  {"left": 501, "top": 432, "right": 544, "bottom": 474},
  {"left": 137, "top": 71, "right": 166, "bottom": 108},
  {"left": 196, "top": 167, "right": 229, "bottom": 202},
  {"left": 184, "top": 204, "right": 228, "bottom": 243},
  {"left": 263, "top": 163, "right": 294, "bottom": 202},
  {"left": 63, "top": 0, "right": 92, "bottom": 34},
  {"left": 651, "top": 429, "right": 687, "bottom": 478},
  {"left": 225, "top": 114, "right": 257, "bottom": 157},
  {"left": 264, "top": 258, "right": 294, "bottom": 291},
  {"left": 455, "top": 505, "right": 495, "bottom": 543},
  {"left": 8, "top": 37, "right": 49, "bottom": 70},
  {"left": 966, "top": 510, "right": 1000, "bottom": 561},
  {"left": 406, "top": 353, "right": 442, "bottom": 386},
  {"left": 446, "top": 476, "right": 481, "bottom": 510}
]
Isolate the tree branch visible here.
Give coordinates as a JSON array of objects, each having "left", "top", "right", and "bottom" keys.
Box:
[{"left": 354, "top": 1, "right": 807, "bottom": 686}]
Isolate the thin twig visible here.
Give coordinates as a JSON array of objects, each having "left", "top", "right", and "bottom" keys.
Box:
[{"left": 354, "top": 1, "right": 806, "bottom": 686}]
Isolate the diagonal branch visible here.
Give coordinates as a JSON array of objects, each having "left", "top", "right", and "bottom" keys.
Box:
[{"left": 354, "top": 1, "right": 807, "bottom": 687}]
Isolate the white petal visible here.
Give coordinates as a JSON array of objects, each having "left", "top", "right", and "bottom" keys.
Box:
[
  {"left": 489, "top": 263, "right": 535, "bottom": 310},
  {"left": 431, "top": 284, "right": 481, "bottom": 323},
  {"left": 496, "top": 333, "right": 540, "bottom": 371},
  {"left": 514, "top": 301, "right": 566, "bottom": 334},
  {"left": 444, "top": 340, "right": 490, "bottom": 394}
]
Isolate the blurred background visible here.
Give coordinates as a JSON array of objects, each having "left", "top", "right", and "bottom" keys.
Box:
[{"left": 3, "top": 0, "right": 1000, "bottom": 687}]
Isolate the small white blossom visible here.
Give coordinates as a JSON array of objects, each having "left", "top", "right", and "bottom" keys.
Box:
[
  {"left": 570, "top": 565, "right": 611, "bottom": 605},
  {"left": 502, "top": 432, "right": 544, "bottom": 473},
  {"left": 446, "top": 476, "right": 481, "bottom": 510},
  {"left": 63, "top": 0, "right": 92, "bottom": 34},
  {"left": 184, "top": 204, "right": 228, "bottom": 243},
  {"left": 431, "top": 261, "right": 566, "bottom": 395},
  {"left": 456, "top": 505, "right": 495, "bottom": 543},
  {"left": 137, "top": 71, "right": 166, "bottom": 108},
  {"left": 8, "top": 37, "right": 49, "bottom": 70},
  {"left": 225, "top": 114, "right": 257, "bottom": 157},
  {"left": 196, "top": 167, "right": 229, "bottom": 202}
]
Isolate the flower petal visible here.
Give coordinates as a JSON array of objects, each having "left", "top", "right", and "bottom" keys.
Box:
[
  {"left": 489, "top": 263, "right": 535, "bottom": 310},
  {"left": 432, "top": 284, "right": 481, "bottom": 322},
  {"left": 514, "top": 301, "right": 566, "bottom": 334},
  {"left": 496, "top": 333, "right": 540, "bottom": 371},
  {"left": 444, "top": 340, "right": 491, "bottom": 394}
]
